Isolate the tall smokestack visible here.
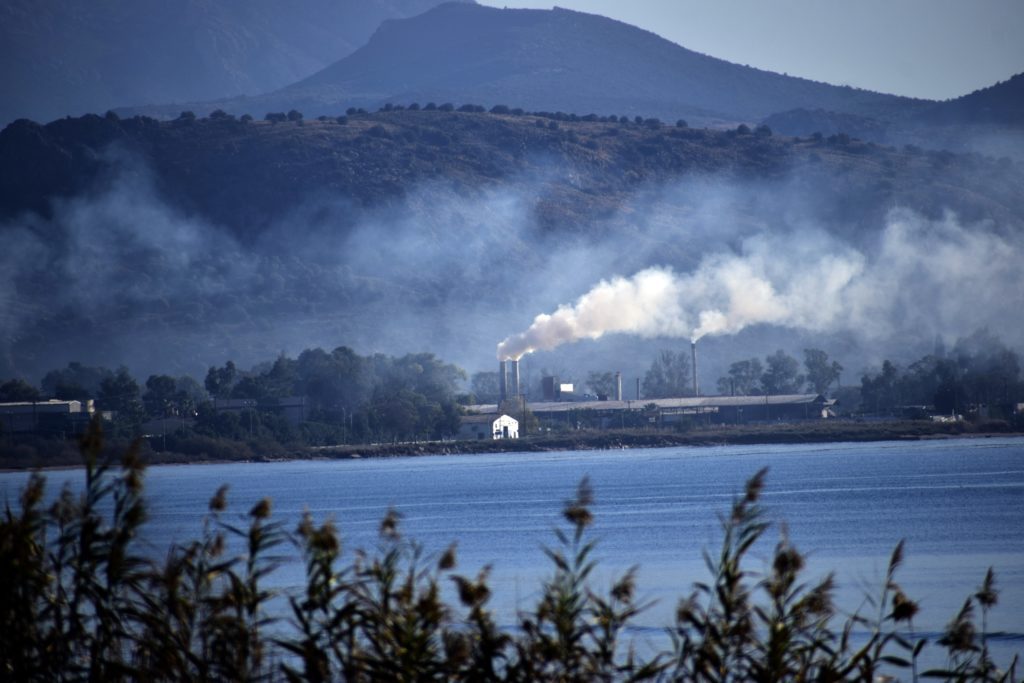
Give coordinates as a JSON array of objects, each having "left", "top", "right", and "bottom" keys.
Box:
[
  {"left": 510, "top": 359, "right": 520, "bottom": 399},
  {"left": 615, "top": 371, "right": 622, "bottom": 401},
  {"left": 691, "top": 341, "right": 699, "bottom": 396},
  {"left": 499, "top": 360, "right": 508, "bottom": 404},
  {"left": 636, "top": 377, "right": 641, "bottom": 400}
]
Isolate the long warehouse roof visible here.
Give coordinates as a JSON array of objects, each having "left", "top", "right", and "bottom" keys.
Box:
[{"left": 468, "top": 394, "right": 829, "bottom": 415}]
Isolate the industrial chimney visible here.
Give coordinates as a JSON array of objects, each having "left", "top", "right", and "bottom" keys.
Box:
[
  {"left": 510, "top": 359, "right": 521, "bottom": 399},
  {"left": 615, "top": 371, "right": 622, "bottom": 401},
  {"left": 691, "top": 341, "right": 699, "bottom": 396},
  {"left": 499, "top": 360, "right": 508, "bottom": 403}
]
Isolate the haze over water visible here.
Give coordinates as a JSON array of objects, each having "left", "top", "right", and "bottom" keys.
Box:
[{"left": 4, "top": 437, "right": 1022, "bottom": 666}]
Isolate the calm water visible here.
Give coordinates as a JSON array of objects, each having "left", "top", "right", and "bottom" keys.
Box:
[{"left": 3, "top": 437, "right": 1022, "bottom": 666}]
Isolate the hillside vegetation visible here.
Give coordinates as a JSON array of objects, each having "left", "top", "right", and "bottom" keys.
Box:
[{"left": 3, "top": 108, "right": 1021, "bottom": 236}]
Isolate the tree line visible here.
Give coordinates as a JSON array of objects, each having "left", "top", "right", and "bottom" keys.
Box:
[
  {"left": 0, "top": 348, "right": 467, "bottom": 450},
  {"left": 859, "top": 329, "right": 1021, "bottom": 419}
]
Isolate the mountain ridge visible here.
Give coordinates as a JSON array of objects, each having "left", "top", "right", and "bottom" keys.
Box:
[{"left": 120, "top": 3, "right": 933, "bottom": 127}]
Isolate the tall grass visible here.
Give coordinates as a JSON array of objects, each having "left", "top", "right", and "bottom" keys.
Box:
[{"left": 0, "top": 420, "right": 1018, "bottom": 681}]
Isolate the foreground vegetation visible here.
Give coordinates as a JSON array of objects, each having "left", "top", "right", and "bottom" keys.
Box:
[{"left": 1, "top": 422, "right": 1018, "bottom": 681}]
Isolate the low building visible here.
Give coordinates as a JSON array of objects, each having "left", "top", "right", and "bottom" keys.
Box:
[
  {"left": 0, "top": 399, "right": 97, "bottom": 435},
  {"left": 458, "top": 414, "right": 519, "bottom": 440},
  {"left": 213, "top": 396, "right": 309, "bottom": 425}
]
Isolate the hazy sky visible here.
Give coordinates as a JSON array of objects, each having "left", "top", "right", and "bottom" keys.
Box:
[{"left": 477, "top": 0, "right": 1023, "bottom": 100}]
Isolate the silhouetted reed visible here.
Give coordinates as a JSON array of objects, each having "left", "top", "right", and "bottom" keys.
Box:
[{"left": 0, "top": 419, "right": 1018, "bottom": 681}]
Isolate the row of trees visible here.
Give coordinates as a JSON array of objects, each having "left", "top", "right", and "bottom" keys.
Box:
[
  {"left": 1, "top": 348, "right": 468, "bottom": 445},
  {"left": 860, "top": 329, "right": 1021, "bottom": 418},
  {"left": 631, "top": 347, "right": 844, "bottom": 400},
  {"left": 716, "top": 349, "right": 844, "bottom": 397}
]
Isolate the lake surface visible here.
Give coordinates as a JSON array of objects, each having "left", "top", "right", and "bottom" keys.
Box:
[{"left": 3, "top": 436, "right": 1022, "bottom": 667}]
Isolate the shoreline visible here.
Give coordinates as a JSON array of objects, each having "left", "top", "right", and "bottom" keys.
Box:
[{"left": 3, "top": 419, "right": 1022, "bottom": 472}]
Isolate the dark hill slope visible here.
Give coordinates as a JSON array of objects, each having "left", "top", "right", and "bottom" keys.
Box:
[
  {"left": 763, "top": 72, "right": 1024, "bottom": 159},
  {"left": 0, "top": 0, "right": 464, "bottom": 126},
  {"left": 3, "top": 110, "right": 1020, "bottom": 239},
  {"left": 134, "top": 3, "right": 926, "bottom": 127}
]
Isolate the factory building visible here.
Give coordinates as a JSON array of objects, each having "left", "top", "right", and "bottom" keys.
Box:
[
  {"left": 0, "top": 399, "right": 99, "bottom": 435},
  {"left": 466, "top": 394, "right": 835, "bottom": 426}
]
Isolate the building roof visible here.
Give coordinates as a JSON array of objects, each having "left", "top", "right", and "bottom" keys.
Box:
[
  {"left": 461, "top": 413, "right": 518, "bottom": 423},
  {"left": 0, "top": 399, "right": 87, "bottom": 413},
  {"left": 466, "top": 394, "right": 828, "bottom": 415}
]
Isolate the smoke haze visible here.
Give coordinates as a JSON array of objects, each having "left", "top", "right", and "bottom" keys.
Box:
[
  {"left": 1, "top": 144, "right": 1022, "bottom": 388},
  {"left": 497, "top": 209, "right": 1023, "bottom": 363}
]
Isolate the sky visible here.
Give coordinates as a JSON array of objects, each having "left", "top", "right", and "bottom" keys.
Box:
[{"left": 477, "top": 0, "right": 1024, "bottom": 101}]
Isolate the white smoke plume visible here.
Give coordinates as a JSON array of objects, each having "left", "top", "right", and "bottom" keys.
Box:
[
  {"left": 496, "top": 268, "right": 689, "bottom": 360},
  {"left": 496, "top": 209, "right": 1023, "bottom": 361}
]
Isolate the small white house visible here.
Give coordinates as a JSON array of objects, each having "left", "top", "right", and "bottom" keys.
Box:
[{"left": 458, "top": 414, "right": 519, "bottom": 440}]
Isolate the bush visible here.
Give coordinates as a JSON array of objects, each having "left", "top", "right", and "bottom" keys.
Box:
[
  {"left": 676, "top": 118, "right": 688, "bottom": 128},
  {"left": 438, "top": 102, "right": 454, "bottom": 112},
  {"left": 287, "top": 109, "right": 303, "bottom": 122}
]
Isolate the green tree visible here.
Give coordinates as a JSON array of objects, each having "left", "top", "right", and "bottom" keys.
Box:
[
  {"left": 803, "top": 349, "right": 843, "bottom": 395},
  {"left": 0, "top": 379, "right": 41, "bottom": 402},
  {"left": 143, "top": 375, "right": 179, "bottom": 417},
  {"left": 860, "top": 360, "right": 901, "bottom": 414},
  {"left": 204, "top": 361, "right": 237, "bottom": 399},
  {"left": 716, "top": 358, "right": 763, "bottom": 396},
  {"left": 953, "top": 329, "right": 1021, "bottom": 411},
  {"left": 761, "top": 350, "right": 804, "bottom": 395},
  {"left": 98, "top": 367, "right": 144, "bottom": 431},
  {"left": 642, "top": 350, "right": 691, "bottom": 398},
  {"left": 41, "top": 362, "right": 112, "bottom": 400},
  {"left": 295, "top": 346, "right": 370, "bottom": 415}
]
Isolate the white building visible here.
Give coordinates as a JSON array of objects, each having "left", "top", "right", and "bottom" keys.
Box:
[{"left": 458, "top": 413, "right": 519, "bottom": 440}]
